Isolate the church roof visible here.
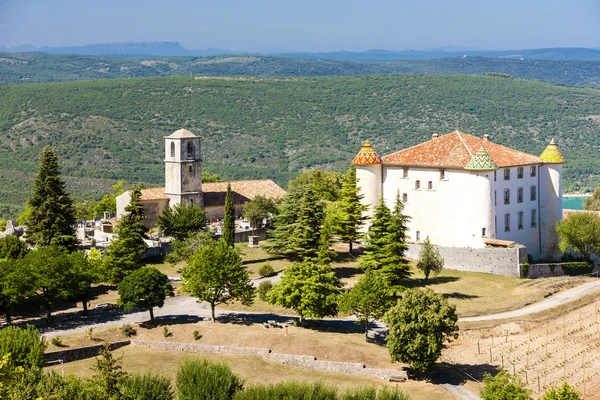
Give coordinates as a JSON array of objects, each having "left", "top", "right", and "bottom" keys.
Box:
[
  {"left": 352, "top": 140, "right": 382, "bottom": 165},
  {"left": 464, "top": 146, "right": 499, "bottom": 171},
  {"left": 166, "top": 129, "right": 197, "bottom": 139},
  {"left": 539, "top": 138, "right": 565, "bottom": 164},
  {"left": 381, "top": 131, "right": 542, "bottom": 168}
]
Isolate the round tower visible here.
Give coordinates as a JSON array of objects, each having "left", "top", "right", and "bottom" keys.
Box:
[
  {"left": 352, "top": 140, "right": 382, "bottom": 232},
  {"left": 539, "top": 138, "right": 565, "bottom": 260},
  {"left": 164, "top": 129, "right": 203, "bottom": 207}
]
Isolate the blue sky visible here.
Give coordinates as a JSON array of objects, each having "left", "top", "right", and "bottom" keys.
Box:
[{"left": 1, "top": 0, "right": 599, "bottom": 51}]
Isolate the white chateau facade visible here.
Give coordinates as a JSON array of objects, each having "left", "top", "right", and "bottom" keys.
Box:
[{"left": 353, "top": 131, "right": 565, "bottom": 260}]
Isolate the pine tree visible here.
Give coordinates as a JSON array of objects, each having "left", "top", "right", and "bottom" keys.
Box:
[
  {"left": 379, "top": 192, "right": 412, "bottom": 288},
  {"left": 336, "top": 166, "right": 368, "bottom": 253},
  {"left": 267, "top": 185, "right": 304, "bottom": 254},
  {"left": 222, "top": 183, "right": 235, "bottom": 247},
  {"left": 25, "top": 146, "right": 76, "bottom": 248},
  {"left": 360, "top": 198, "right": 392, "bottom": 269},
  {"left": 103, "top": 186, "right": 147, "bottom": 283},
  {"left": 289, "top": 187, "right": 325, "bottom": 260}
]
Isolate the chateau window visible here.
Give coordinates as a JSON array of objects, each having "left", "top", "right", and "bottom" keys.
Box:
[
  {"left": 402, "top": 193, "right": 408, "bottom": 203},
  {"left": 170, "top": 142, "right": 175, "bottom": 158},
  {"left": 494, "top": 171, "right": 497, "bottom": 182},
  {"left": 504, "top": 189, "right": 510, "bottom": 205},
  {"left": 504, "top": 169, "right": 510, "bottom": 180},
  {"left": 415, "top": 180, "right": 421, "bottom": 190},
  {"left": 517, "top": 167, "right": 524, "bottom": 179},
  {"left": 530, "top": 185, "right": 537, "bottom": 201},
  {"left": 518, "top": 211, "right": 524, "bottom": 230},
  {"left": 530, "top": 166, "right": 536, "bottom": 177},
  {"left": 416, "top": 231, "right": 421, "bottom": 241},
  {"left": 504, "top": 213, "right": 511, "bottom": 232},
  {"left": 403, "top": 168, "right": 409, "bottom": 178},
  {"left": 428, "top": 181, "right": 433, "bottom": 190},
  {"left": 187, "top": 142, "right": 194, "bottom": 159},
  {"left": 494, "top": 191, "right": 497, "bottom": 206},
  {"left": 517, "top": 187, "right": 523, "bottom": 203},
  {"left": 495, "top": 216, "right": 498, "bottom": 234},
  {"left": 531, "top": 209, "right": 537, "bottom": 228},
  {"left": 440, "top": 170, "right": 446, "bottom": 180},
  {"left": 482, "top": 228, "right": 487, "bottom": 237}
]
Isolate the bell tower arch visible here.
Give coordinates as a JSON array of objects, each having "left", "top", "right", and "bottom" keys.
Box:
[{"left": 164, "top": 129, "right": 203, "bottom": 207}]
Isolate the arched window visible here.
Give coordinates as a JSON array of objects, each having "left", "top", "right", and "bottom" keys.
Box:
[
  {"left": 187, "top": 142, "right": 194, "bottom": 159},
  {"left": 170, "top": 142, "right": 175, "bottom": 158}
]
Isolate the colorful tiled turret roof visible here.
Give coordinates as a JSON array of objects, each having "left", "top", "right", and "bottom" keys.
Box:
[
  {"left": 464, "top": 146, "right": 499, "bottom": 171},
  {"left": 539, "top": 139, "right": 565, "bottom": 164},
  {"left": 352, "top": 140, "right": 382, "bottom": 165}
]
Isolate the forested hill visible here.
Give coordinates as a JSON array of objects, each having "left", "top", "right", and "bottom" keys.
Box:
[
  {"left": 1, "top": 52, "right": 600, "bottom": 87},
  {"left": 0, "top": 74, "right": 599, "bottom": 218}
]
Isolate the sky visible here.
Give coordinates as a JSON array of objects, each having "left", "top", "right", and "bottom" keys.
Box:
[{"left": 0, "top": 0, "right": 599, "bottom": 52}]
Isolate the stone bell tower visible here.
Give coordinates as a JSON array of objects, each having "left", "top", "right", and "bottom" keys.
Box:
[{"left": 164, "top": 129, "right": 203, "bottom": 207}]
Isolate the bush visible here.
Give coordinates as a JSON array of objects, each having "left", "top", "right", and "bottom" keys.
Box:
[
  {"left": 520, "top": 262, "right": 529, "bottom": 278},
  {"left": 121, "top": 324, "right": 137, "bottom": 337},
  {"left": 177, "top": 358, "right": 244, "bottom": 400},
  {"left": 51, "top": 337, "right": 65, "bottom": 347},
  {"left": 234, "top": 381, "right": 337, "bottom": 400},
  {"left": 0, "top": 325, "right": 46, "bottom": 369},
  {"left": 561, "top": 262, "right": 594, "bottom": 276},
  {"left": 257, "top": 280, "right": 273, "bottom": 301},
  {"left": 193, "top": 330, "right": 202, "bottom": 341},
  {"left": 480, "top": 368, "right": 530, "bottom": 400},
  {"left": 542, "top": 382, "right": 581, "bottom": 400},
  {"left": 120, "top": 373, "right": 174, "bottom": 400},
  {"left": 341, "top": 386, "right": 410, "bottom": 400},
  {"left": 258, "top": 264, "right": 276, "bottom": 277},
  {"left": 163, "top": 326, "right": 172, "bottom": 338}
]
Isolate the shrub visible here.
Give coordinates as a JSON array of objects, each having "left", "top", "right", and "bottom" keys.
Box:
[
  {"left": 87, "top": 328, "right": 94, "bottom": 340},
  {"left": 520, "top": 262, "right": 529, "bottom": 278},
  {"left": 542, "top": 382, "right": 581, "bottom": 400},
  {"left": 177, "top": 358, "right": 243, "bottom": 400},
  {"left": 561, "top": 261, "right": 594, "bottom": 276},
  {"left": 120, "top": 373, "right": 174, "bottom": 400},
  {"left": 163, "top": 326, "right": 172, "bottom": 338},
  {"left": 341, "top": 386, "right": 410, "bottom": 400},
  {"left": 0, "top": 325, "right": 47, "bottom": 369},
  {"left": 234, "top": 381, "right": 337, "bottom": 400},
  {"left": 257, "top": 280, "right": 273, "bottom": 301},
  {"left": 51, "top": 337, "right": 65, "bottom": 347},
  {"left": 121, "top": 324, "right": 137, "bottom": 337},
  {"left": 480, "top": 368, "right": 530, "bottom": 400},
  {"left": 193, "top": 330, "right": 202, "bottom": 341},
  {"left": 258, "top": 264, "right": 275, "bottom": 277}
]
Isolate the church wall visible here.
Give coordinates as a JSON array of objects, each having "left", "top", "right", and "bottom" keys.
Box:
[
  {"left": 116, "top": 191, "right": 131, "bottom": 219},
  {"left": 382, "top": 167, "right": 491, "bottom": 248},
  {"left": 205, "top": 205, "right": 244, "bottom": 221},
  {"left": 141, "top": 199, "right": 170, "bottom": 229}
]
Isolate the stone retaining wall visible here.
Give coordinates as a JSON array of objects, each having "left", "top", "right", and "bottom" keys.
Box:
[
  {"left": 44, "top": 341, "right": 130, "bottom": 364},
  {"left": 131, "top": 340, "right": 406, "bottom": 381},
  {"left": 526, "top": 263, "right": 599, "bottom": 279}
]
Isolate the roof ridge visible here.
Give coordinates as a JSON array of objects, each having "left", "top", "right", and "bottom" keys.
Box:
[{"left": 456, "top": 131, "right": 474, "bottom": 158}]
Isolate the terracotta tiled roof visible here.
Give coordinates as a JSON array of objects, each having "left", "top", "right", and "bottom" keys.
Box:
[
  {"left": 140, "top": 187, "right": 169, "bottom": 201},
  {"left": 382, "top": 131, "right": 542, "bottom": 168},
  {"left": 352, "top": 140, "right": 382, "bottom": 165},
  {"left": 203, "top": 180, "right": 286, "bottom": 207}
]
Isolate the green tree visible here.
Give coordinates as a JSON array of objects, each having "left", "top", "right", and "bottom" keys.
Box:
[
  {"left": 24, "top": 146, "right": 77, "bottom": 249},
  {"left": 290, "top": 188, "right": 325, "bottom": 259},
  {"left": 176, "top": 358, "right": 243, "bottom": 400},
  {"left": 0, "top": 258, "right": 36, "bottom": 324},
  {"left": 556, "top": 212, "right": 600, "bottom": 259},
  {"left": 182, "top": 239, "right": 254, "bottom": 321},
  {"left": 288, "top": 170, "right": 344, "bottom": 202},
  {"left": 542, "top": 382, "right": 581, "bottom": 400},
  {"left": 74, "top": 200, "right": 98, "bottom": 220},
  {"left": 360, "top": 198, "right": 392, "bottom": 269},
  {"left": 416, "top": 237, "right": 444, "bottom": 281},
  {"left": 0, "top": 235, "right": 29, "bottom": 260},
  {"left": 91, "top": 342, "right": 128, "bottom": 398},
  {"left": 268, "top": 185, "right": 304, "bottom": 254},
  {"left": 201, "top": 171, "right": 223, "bottom": 183},
  {"left": 68, "top": 251, "right": 99, "bottom": 315},
  {"left": 0, "top": 219, "right": 6, "bottom": 231},
  {"left": 242, "top": 195, "right": 277, "bottom": 236},
  {"left": 480, "top": 368, "right": 531, "bottom": 400},
  {"left": 340, "top": 268, "right": 391, "bottom": 340},
  {"left": 223, "top": 183, "right": 236, "bottom": 247},
  {"left": 336, "top": 166, "right": 368, "bottom": 253},
  {"left": 120, "top": 373, "right": 174, "bottom": 400},
  {"left": 102, "top": 186, "right": 147, "bottom": 283},
  {"left": 94, "top": 180, "right": 126, "bottom": 216},
  {"left": 0, "top": 325, "right": 46, "bottom": 369},
  {"left": 583, "top": 187, "right": 600, "bottom": 211},
  {"left": 267, "top": 260, "right": 340, "bottom": 325},
  {"left": 379, "top": 193, "right": 411, "bottom": 289},
  {"left": 117, "top": 268, "right": 174, "bottom": 321},
  {"left": 383, "top": 288, "right": 458, "bottom": 372},
  {"left": 166, "top": 230, "right": 214, "bottom": 263},
  {"left": 158, "top": 202, "right": 207, "bottom": 241},
  {"left": 0, "top": 354, "right": 24, "bottom": 399}
]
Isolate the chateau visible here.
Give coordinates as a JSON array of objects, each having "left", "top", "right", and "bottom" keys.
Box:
[
  {"left": 116, "top": 129, "right": 286, "bottom": 227},
  {"left": 353, "top": 131, "right": 565, "bottom": 260}
]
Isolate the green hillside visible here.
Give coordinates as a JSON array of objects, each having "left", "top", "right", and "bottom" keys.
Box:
[
  {"left": 0, "top": 74, "right": 599, "bottom": 218},
  {"left": 1, "top": 52, "right": 600, "bottom": 87}
]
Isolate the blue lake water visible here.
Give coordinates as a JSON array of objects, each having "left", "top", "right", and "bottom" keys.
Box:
[{"left": 562, "top": 196, "right": 590, "bottom": 210}]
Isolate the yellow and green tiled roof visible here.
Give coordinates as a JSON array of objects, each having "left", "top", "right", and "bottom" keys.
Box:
[
  {"left": 539, "top": 139, "right": 565, "bottom": 164},
  {"left": 464, "top": 146, "right": 499, "bottom": 171},
  {"left": 352, "top": 140, "right": 382, "bottom": 165}
]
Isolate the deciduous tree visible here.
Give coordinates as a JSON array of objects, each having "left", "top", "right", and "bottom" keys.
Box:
[
  {"left": 556, "top": 211, "right": 600, "bottom": 260},
  {"left": 416, "top": 236, "right": 444, "bottom": 281},
  {"left": 583, "top": 187, "right": 600, "bottom": 211},
  {"left": 0, "top": 259, "right": 36, "bottom": 324},
  {"left": 383, "top": 288, "right": 458, "bottom": 372},
  {"left": 541, "top": 382, "right": 581, "bottom": 400},
  {"left": 222, "top": 183, "right": 236, "bottom": 247},
  {"left": 158, "top": 202, "right": 207, "bottom": 241},
  {"left": 0, "top": 235, "right": 29, "bottom": 260},
  {"left": 117, "top": 268, "right": 173, "bottom": 321},
  {"left": 182, "top": 239, "right": 254, "bottom": 321},
  {"left": 242, "top": 195, "right": 277, "bottom": 236},
  {"left": 0, "top": 325, "right": 46, "bottom": 369},
  {"left": 480, "top": 368, "right": 531, "bottom": 400},
  {"left": 336, "top": 166, "right": 368, "bottom": 253},
  {"left": 267, "top": 260, "right": 340, "bottom": 325}
]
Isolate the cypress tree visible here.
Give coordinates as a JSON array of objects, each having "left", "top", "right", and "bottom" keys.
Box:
[
  {"left": 103, "top": 186, "right": 147, "bottom": 283},
  {"left": 222, "top": 183, "right": 235, "bottom": 247},
  {"left": 360, "top": 198, "right": 392, "bottom": 269},
  {"left": 25, "top": 146, "right": 76, "bottom": 248},
  {"left": 336, "top": 166, "right": 368, "bottom": 253},
  {"left": 380, "top": 192, "right": 412, "bottom": 287}
]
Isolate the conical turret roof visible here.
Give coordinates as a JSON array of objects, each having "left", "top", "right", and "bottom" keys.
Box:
[
  {"left": 352, "top": 140, "right": 382, "bottom": 165},
  {"left": 464, "top": 146, "right": 498, "bottom": 171},
  {"left": 539, "top": 138, "right": 565, "bottom": 164}
]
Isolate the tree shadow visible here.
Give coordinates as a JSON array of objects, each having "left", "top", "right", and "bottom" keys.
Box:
[
  {"left": 138, "top": 314, "right": 204, "bottom": 329},
  {"left": 334, "top": 266, "right": 364, "bottom": 280},
  {"left": 88, "top": 284, "right": 117, "bottom": 300},
  {"left": 399, "top": 276, "right": 460, "bottom": 288},
  {"left": 442, "top": 292, "right": 480, "bottom": 300},
  {"left": 425, "top": 361, "right": 498, "bottom": 386}
]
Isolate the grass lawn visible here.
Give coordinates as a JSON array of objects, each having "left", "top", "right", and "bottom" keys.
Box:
[
  {"left": 46, "top": 346, "right": 452, "bottom": 400},
  {"left": 236, "top": 241, "right": 294, "bottom": 278}
]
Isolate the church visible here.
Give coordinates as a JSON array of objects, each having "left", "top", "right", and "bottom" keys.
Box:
[
  {"left": 116, "top": 129, "right": 286, "bottom": 227},
  {"left": 353, "top": 131, "right": 565, "bottom": 260}
]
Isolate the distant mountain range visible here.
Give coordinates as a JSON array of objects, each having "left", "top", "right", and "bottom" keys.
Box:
[{"left": 1, "top": 41, "right": 600, "bottom": 61}]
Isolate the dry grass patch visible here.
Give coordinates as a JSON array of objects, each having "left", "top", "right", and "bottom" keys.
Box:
[{"left": 236, "top": 242, "right": 293, "bottom": 278}]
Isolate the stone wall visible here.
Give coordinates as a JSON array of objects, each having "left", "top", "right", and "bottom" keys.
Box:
[
  {"left": 131, "top": 340, "right": 406, "bottom": 381},
  {"left": 406, "top": 244, "right": 527, "bottom": 278},
  {"left": 44, "top": 341, "right": 130, "bottom": 364},
  {"left": 526, "top": 263, "right": 599, "bottom": 279}
]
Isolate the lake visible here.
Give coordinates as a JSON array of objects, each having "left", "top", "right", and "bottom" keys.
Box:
[{"left": 562, "top": 196, "right": 590, "bottom": 210}]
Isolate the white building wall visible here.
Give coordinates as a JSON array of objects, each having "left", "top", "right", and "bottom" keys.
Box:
[
  {"left": 539, "top": 164, "right": 563, "bottom": 260},
  {"left": 382, "top": 167, "right": 492, "bottom": 248},
  {"left": 115, "top": 191, "right": 131, "bottom": 218},
  {"left": 356, "top": 164, "right": 382, "bottom": 232}
]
